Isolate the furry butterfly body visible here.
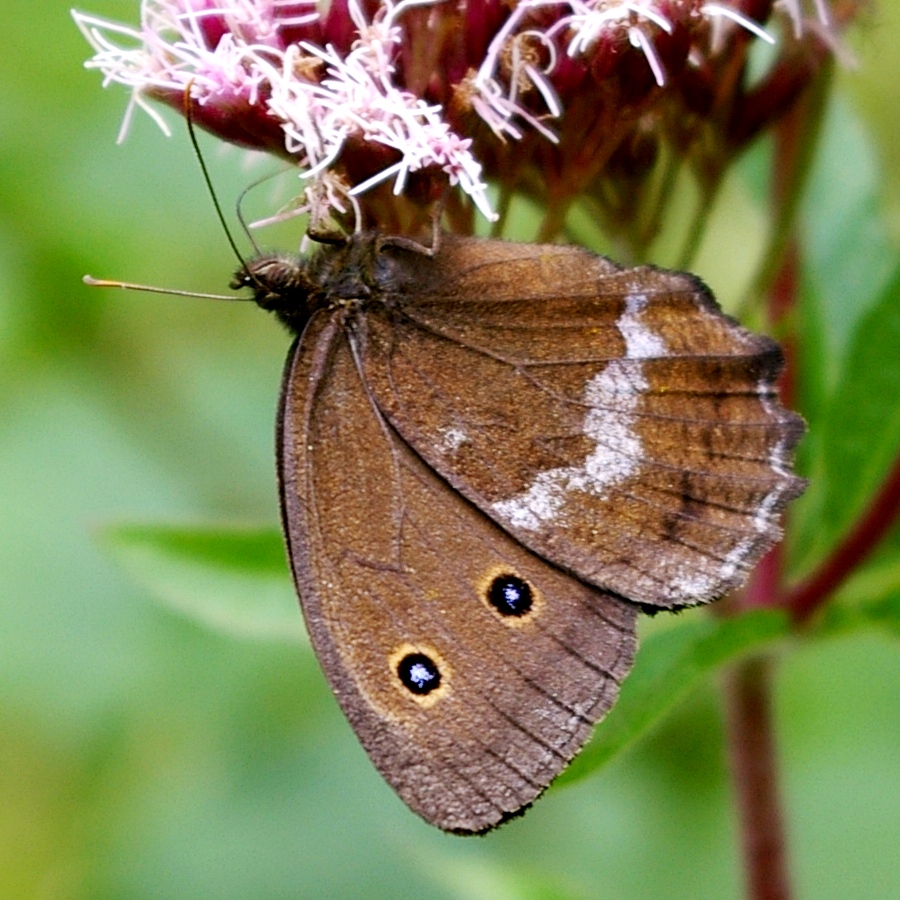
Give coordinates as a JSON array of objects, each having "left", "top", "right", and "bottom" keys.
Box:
[{"left": 233, "top": 232, "right": 805, "bottom": 833}]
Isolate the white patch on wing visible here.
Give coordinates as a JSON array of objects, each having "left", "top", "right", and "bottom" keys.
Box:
[
  {"left": 492, "top": 294, "right": 661, "bottom": 530},
  {"left": 617, "top": 293, "right": 666, "bottom": 358},
  {"left": 667, "top": 377, "right": 795, "bottom": 603},
  {"left": 439, "top": 426, "right": 468, "bottom": 453}
]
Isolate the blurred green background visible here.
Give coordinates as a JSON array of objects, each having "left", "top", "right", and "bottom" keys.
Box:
[{"left": 1, "top": 2, "right": 898, "bottom": 897}]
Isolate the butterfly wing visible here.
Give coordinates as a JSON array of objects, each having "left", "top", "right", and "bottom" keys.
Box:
[
  {"left": 278, "top": 311, "right": 637, "bottom": 833},
  {"left": 357, "top": 236, "right": 806, "bottom": 608}
]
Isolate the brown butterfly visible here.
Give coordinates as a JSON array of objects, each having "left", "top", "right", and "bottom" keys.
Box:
[{"left": 232, "top": 232, "right": 805, "bottom": 833}]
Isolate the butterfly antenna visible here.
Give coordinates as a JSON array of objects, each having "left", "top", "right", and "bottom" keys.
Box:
[
  {"left": 235, "top": 175, "right": 273, "bottom": 256},
  {"left": 82, "top": 275, "right": 239, "bottom": 301},
  {"left": 83, "top": 84, "right": 255, "bottom": 302},
  {"left": 182, "top": 82, "right": 247, "bottom": 269}
]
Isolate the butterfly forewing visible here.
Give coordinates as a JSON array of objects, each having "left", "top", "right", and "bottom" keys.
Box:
[
  {"left": 277, "top": 308, "right": 637, "bottom": 833},
  {"left": 356, "top": 236, "right": 805, "bottom": 608}
]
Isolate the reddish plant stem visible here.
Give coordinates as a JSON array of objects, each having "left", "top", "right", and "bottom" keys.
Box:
[
  {"left": 724, "top": 657, "right": 793, "bottom": 900},
  {"left": 767, "top": 239, "right": 799, "bottom": 407},
  {"left": 724, "top": 535, "right": 793, "bottom": 900},
  {"left": 740, "top": 543, "right": 785, "bottom": 610},
  {"left": 720, "top": 90, "right": 807, "bottom": 900},
  {"left": 786, "top": 451, "right": 900, "bottom": 622}
]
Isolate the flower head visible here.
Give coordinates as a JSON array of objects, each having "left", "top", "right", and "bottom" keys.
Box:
[{"left": 74, "top": 0, "right": 848, "bottom": 239}]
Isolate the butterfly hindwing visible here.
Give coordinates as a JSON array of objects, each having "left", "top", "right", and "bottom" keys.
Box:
[{"left": 277, "top": 310, "right": 637, "bottom": 833}]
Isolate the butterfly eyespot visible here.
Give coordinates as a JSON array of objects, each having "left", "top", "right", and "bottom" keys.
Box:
[
  {"left": 397, "top": 653, "right": 441, "bottom": 695},
  {"left": 475, "top": 567, "right": 544, "bottom": 626},
  {"left": 487, "top": 573, "right": 533, "bottom": 616},
  {"left": 389, "top": 644, "right": 451, "bottom": 707}
]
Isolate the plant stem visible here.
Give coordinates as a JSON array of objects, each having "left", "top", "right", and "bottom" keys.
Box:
[
  {"left": 786, "top": 451, "right": 900, "bottom": 622},
  {"left": 718, "top": 65, "right": 823, "bottom": 897},
  {"left": 724, "top": 656, "right": 792, "bottom": 900}
]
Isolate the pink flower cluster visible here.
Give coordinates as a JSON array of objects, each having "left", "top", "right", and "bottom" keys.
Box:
[{"left": 74, "top": 0, "right": 841, "bottom": 234}]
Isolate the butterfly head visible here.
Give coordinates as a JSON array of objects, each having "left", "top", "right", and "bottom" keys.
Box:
[{"left": 231, "top": 253, "right": 325, "bottom": 333}]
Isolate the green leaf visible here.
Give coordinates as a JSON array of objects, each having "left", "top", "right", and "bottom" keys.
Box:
[
  {"left": 801, "top": 94, "right": 897, "bottom": 375},
  {"left": 792, "top": 264, "right": 900, "bottom": 574},
  {"left": 101, "top": 523, "right": 305, "bottom": 642},
  {"left": 815, "top": 556, "right": 900, "bottom": 638},
  {"left": 424, "top": 852, "right": 584, "bottom": 900},
  {"left": 558, "top": 609, "right": 790, "bottom": 785},
  {"left": 789, "top": 90, "right": 900, "bottom": 579}
]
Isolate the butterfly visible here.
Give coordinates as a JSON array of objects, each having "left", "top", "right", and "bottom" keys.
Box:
[{"left": 231, "top": 231, "right": 805, "bottom": 833}]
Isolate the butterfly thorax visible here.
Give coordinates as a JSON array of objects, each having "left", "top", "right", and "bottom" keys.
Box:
[
  {"left": 232, "top": 233, "right": 414, "bottom": 335},
  {"left": 232, "top": 253, "right": 322, "bottom": 333}
]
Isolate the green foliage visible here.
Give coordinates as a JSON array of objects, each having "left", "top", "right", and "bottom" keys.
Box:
[
  {"left": 794, "top": 263, "right": 900, "bottom": 573},
  {"left": 104, "top": 524, "right": 303, "bottom": 641},
  {"left": 561, "top": 610, "right": 790, "bottom": 784}
]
